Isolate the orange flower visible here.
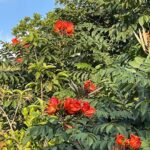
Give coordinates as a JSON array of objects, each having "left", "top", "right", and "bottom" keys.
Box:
[
  {"left": 116, "top": 134, "right": 126, "bottom": 145},
  {"left": 89, "top": 83, "right": 96, "bottom": 92},
  {"left": 81, "top": 102, "right": 96, "bottom": 117},
  {"left": 125, "top": 139, "right": 130, "bottom": 147},
  {"left": 48, "top": 97, "right": 60, "bottom": 106},
  {"left": 46, "top": 104, "right": 57, "bottom": 115},
  {"left": 46, "top": 97, "right": 60, "bottom": 115},
  {"left": 129, "top": 134, "right": 141, "bottom": 150},
  {"left": 84, "top": 80, "right": 96, "bottom": 93},
  {"left": 12, "top": 38, "right": 20, "bottom": 45},
  {"left": 54, "top": 20, "right": 74, "bottom": 36},
  {"left": 64, "top": 98, "right": 81, "bottom": 115},
  {"left": 15, "top": 57, "right": 23, "bottom": 63},
  {"left": 54, "top": 20, "right": 64, "bottom": 33},
  {"left": 64, "top": 21, "right": 74, "bottom": 36}
]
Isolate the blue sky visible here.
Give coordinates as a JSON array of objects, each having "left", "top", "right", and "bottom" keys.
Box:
[{"left": 0, "top": 0, "right": 57, "bottom": 42}]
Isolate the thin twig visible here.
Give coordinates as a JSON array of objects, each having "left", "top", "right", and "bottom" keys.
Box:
[
  {"left": 0, "top": 106, "right": 14, "bottom": 131},
  {"left": 34, "top": 48, "right": 38, "bottom": 62},
  {"left": 40, "top": 77, "right": 43, "bottom": 100},
  {"left": 11, "top": 103, "right": 20, "bottom": 126},
  {"left": 88, "top": 87, "right": 103, "bottom": 95}
]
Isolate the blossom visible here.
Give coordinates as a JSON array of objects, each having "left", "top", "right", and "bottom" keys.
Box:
[
  {"left": 116, "top": 134, "right": 126, "bottom": 145},
  {"left": 54, "top": 20, "right": 64, "bottom": 33},
  {"left": 115, "top": 134, "right": 141, "bottom": 150},
  {"left": 64, "top": 98, "right": 81, "bottom": 114},
  {"left": 84, "top": 80, "right": 96, "bottom": 93},
  {"left": 54, "top": 20, "right": 74, "bottom": 36},
  {"left": 64, "top": 21, "right": 74, "bottom": 35},
  {"left": 46, "top": 97, "right": 60, "bottom": 115},
  {"left": 15, "top": 57, "right": 23, "bottom": 63},
  {"left": 46, "top": 104, "right": 57, "bottom": 115},
  {"left": 125, "top": 139, "right": 130, "bottom": 146},
  {"left": 12, "top": 38, "right": 20, "bottom": 45},
  {"left": 49, "top": 97, "right": 60, "bottom": 106},
  {"left": 46, "top": 96, "right": 96, "bottom": 117},
  {"left": 81, "top": 102, "right": 96, "bottom": 117},
  {"left": 129, "top": 134, "right": 141, "bottom": 150}
]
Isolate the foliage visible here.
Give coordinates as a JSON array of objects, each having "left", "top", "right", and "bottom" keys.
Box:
[{"left": 0, "top": 0, "right": 150, "bottom": 149}]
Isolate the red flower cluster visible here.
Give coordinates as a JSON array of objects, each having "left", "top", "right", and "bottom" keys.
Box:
[
  {"left": 45, "top": 97, "right": 96, "bottom": 118},
  {"left": 64, "top": 98, "right": 96, "bottom": 117},
  {"left": 116, "top": 134, "right": 141, "bottom": 150},
  {"left": 54, "top": 20, "right": 74, "bottom": 36},
  {"left": 84, "top": 80, "right": 97, "bottom": 93},
  {"left": 81, "top": 101, "right": 96, "bottom": 117},
  {"left": 15, "top": 57, "right": 23, "bottom": 63},
  {"left": 64, "top": 98, "right": 81, "bottom": 115},
  {"left": 130, "top": 134, "right": 142, "bottom": 150},
  {"left": 45, "top": 97, "right": 60, "bottom": 115},
  {"left": 11, "top": 37, "right": 30, "bottom": 63},
  {"left": 11, "top": 37, "right": 30, "bottom": 49},
  {"left": 12, "top": 38, "right": 20, "bottom": 45}
]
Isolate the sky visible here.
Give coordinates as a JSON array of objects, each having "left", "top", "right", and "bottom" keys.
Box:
[{"left": 0, "top": 0, "right": 57, "bottom": 42}]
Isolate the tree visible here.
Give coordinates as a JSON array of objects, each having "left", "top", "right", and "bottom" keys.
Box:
[{"left": 0, "top": 0, "right": 150, "bottom": 149}]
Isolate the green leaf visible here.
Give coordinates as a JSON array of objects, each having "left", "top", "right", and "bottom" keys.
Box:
[
  {"left": 116, "top": 125, "right": 127, "bottom": 137},
  {"left": 106, "top": 124, "right": 114, "bottom": 134},
  {"left": 139, "top": 16, "right": 144, "bottom": 26},
  {"left": 129, "top": 57, "right": 144, "bottom": 68},
  {"left": 35, "top": 72, "right": 41, "bottom": 80},
  {"left": 57, "top": 71, "right": 69, "bottom": 77},
  {"left": 74, "top": 63, "right": 92, "bottom": 70}
]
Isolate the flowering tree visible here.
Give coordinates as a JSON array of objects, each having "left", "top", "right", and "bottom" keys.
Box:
[{"left": 0, "top": 0, "right": 150, "bottom": 150}]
